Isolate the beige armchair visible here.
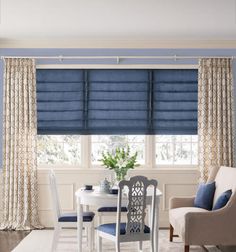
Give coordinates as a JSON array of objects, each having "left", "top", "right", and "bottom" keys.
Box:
[{"left": 169, "top": 166, "right": 236, "bottom": 252}]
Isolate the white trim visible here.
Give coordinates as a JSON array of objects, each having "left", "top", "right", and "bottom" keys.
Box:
[
  {"left": 145, "top": 136, "right": 154, "bottom": 169},
  {"left": 1, "top": 39, "right": 236, "bottom": 48},
  {"left": 37, "top": 166, "right": 199, "bottom": 173},
  {"left": 81, "top": 135, "right": 91, "bottom": 169}
]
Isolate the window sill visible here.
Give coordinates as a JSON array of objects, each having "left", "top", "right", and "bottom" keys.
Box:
[
  {"left": 155, "top": 165, "right": 198, "bottom": 170},
  {"left": 37, "top": 166, "right": 199, "bottom": 174}
]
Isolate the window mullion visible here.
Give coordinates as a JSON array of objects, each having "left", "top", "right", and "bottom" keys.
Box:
[
  {"left": 81, "top": 135, "right": 91, "bottom": 169},
  {"left": 146, "top": 135, "right": 155, "bottom": 169}
]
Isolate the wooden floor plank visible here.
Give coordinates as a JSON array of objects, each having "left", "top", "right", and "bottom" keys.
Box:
[{"left": 0, "top": 230, "right": 30, "bottom": 252}]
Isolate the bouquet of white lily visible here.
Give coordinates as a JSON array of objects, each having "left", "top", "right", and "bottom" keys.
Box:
[{"left": 100, "top": 146, "right": 139, "bottom": 182}]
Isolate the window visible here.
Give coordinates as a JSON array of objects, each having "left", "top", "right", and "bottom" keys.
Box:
[
  {"left": 37, "top": 135, "right": 81, "bottom": 166},
  {"left": 91, "top": 135, "right": 145, "bottom": 165},
  {"left": 36, "top": 68, "right": 198, "bottom": 169},
  {"left": 155, "top": 135, "right": 198, "bottom": 166}
]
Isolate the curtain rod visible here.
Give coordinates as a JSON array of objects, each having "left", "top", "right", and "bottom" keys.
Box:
[{"left": 1, "top": 55, "right": 236, "bottom": 63}]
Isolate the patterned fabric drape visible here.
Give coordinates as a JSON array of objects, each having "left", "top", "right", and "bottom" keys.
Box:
[
  {"left": 198, "top": 58, "right": 235, "bottom": 182},
  {"left": 0, "top": 58, "right": 42, "bottom": 230}
]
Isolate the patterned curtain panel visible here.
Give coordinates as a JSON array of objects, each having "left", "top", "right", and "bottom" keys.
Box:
[
  {"left": 0, "top": 58, "right": 42, "bottom": 230},
  {"left": 198, "top": 58, "right": 235, "bottom": 182}
]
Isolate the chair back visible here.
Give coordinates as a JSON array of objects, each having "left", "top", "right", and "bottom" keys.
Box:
[
  {"left": 116, "top": 176, "right": 157, "bottom": 239},
  {"left": 213, "top": 166, "right": 236, "bottom": 205},
  {"left": 49, "top": 170, "right": 61, "bottom": 223}
]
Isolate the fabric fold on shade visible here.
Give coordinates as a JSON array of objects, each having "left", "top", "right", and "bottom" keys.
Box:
[{"left": 36, "top": 69, "right": 198, "bottom": 135}]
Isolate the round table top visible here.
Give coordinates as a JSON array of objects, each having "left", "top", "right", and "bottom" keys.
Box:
[{"left": 75, "top": 186, "right": 162, "bottom": 207}]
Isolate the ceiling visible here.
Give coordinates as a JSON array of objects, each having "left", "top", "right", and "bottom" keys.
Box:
[{"left": 0, "top": 0, "right": 236, "bottom": 47}]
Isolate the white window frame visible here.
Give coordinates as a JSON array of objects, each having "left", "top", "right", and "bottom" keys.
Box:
[
  {"left": 36, "top": 64, "right": 198, "bottom": 170},
  {"left": 90, "top": 135, "right": 148, "bottom": 170},
  {"left": 154, "top": 135, "right": 198, "bottom": 170}
]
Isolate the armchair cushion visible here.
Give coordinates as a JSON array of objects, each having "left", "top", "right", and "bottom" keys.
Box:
[
  {"left": 212, "top": 189, "right": 232, "bottom": 210},
  {"left": 169, "top": 207, "right": 209, "bottom": 239},
  {"left": 194, "top": 182, "right": 215, "bottom": 210}
]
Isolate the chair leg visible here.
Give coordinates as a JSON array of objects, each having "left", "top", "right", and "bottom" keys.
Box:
[
  {"left": 184, "top": 245, "right": 190, "bottom": 252},
  {"left": 169, "top": 224, "right": 174, "bottom": 242},
  {"left": 116, "top": 241, "right": 120, "bottom": 252},
  {"left": 86, "top": 227, "right": 89, "bottom": 245},
  {"left": 138, "top": 241, "right": 143, "bottom": 251},
  {"left": 88, "top": 225, "right": 93, "bottom": 252},
  {"left": 91, "top": 223, "right": 95, "bottom": 251},
  {"left": 97, "top": 214, "right": 102, "bottom": 226},
  {"left": 150, "top": 232, "right": 154, "bottom": 252},
  {"left": 51, "top": 226, "right": 60, "bottom": 252},
  {"left": 97, "top": 233, "right": 102, "bottom": 252}
]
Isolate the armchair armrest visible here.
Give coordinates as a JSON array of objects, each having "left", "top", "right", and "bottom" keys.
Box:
[
  {"left": 169, "top": 196, "right": 195, "bottom": 209},
  {"left": 185, "top": 206, "right": 236, "bottom": 245}
]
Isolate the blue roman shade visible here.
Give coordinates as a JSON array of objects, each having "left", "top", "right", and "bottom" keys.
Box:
[
  {"left": 37, "top": 69, "right": 85, "bottom": 134},
  {"left": 36, "top": 69, "right": 198, "bottom": 135},
  {"left": 87, "top": 70, "right": 149, "bottom": 134},
  {"left": 153, "top": 69, "right": 198, "bottom": 135}
]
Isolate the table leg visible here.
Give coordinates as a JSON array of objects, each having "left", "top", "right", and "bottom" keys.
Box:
[
  {"left": 77, "top": 197, "right": 83, "bottom": 252},
  {"left": 154, "top": 197, "right": 160, "bottom": 252}
]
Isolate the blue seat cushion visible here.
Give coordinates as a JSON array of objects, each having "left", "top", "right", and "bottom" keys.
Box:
[
  {"left": 97, "top": 223, "right": 150, "bottom": 236},
  {"left": 58, "top": 211, "right": 95, "bottom": 222},
  {"left": 213, "top": 189, "right": 232, "bottom": 210},
  {"left": 194, "top": 181, "right": 216, "bottom": 210},
  {"left": 98, "top": 207, "right": 127, "bottom": 212}
]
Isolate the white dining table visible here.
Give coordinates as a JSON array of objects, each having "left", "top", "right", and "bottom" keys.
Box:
[{"left": 75, "top": 186, "right": 162, "bottom": 252}]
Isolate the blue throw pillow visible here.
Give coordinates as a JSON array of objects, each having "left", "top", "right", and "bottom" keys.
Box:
[
  {"left": 212, "top": 190, "right": 232, "bottom": 210},
  {"left": 194, "top": 181, "right": 216, "bottom": 210}
]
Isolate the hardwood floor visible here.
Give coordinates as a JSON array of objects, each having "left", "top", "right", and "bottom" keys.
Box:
[{"left": 0, "top": 230, "right": 30, "bottom": 252}]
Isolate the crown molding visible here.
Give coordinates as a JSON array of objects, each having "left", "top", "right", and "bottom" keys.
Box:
[{"left": 1, "top": 39, "right": 236, "bottom": 49}]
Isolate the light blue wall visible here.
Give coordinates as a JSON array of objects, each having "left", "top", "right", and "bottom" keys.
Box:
[{"left": 1, "top": 48, "right": 236, "bottom": 167}]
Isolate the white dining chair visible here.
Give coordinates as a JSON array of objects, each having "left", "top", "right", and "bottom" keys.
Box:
[
  {"left": 97, "top": 176, "right": 157, "bottom": 252},
  {"left": 97, "top": 206, "right": 127, "bottom": 226},
  {"left": 49, "top": 170, "right": 95, "bottom": 252},
  {"left": 97, "top": 173, "right": 127, "bottom": 226}
]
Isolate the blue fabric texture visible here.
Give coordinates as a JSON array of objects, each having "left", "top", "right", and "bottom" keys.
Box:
[
  {"left": 36, "top": 69, "right": 198, "bottom": 135},
  {"left": 212, "top": 190, "right": 232, "bottom": 210},
  {"left": 97, "top": 207, "right": 127, "bottom": 212},
  {"left": 58, "top": 211, "right": 95, "bottom": 222},
  {"left": 194, "top": 182, "right": 216, "bottom": 210},
  {"left": 153, "top": 69, "right": 198, "bottom": 135},
  {"left": 97, "top": 223, "right": 150, "bottom": 236},
  {"left": 37, "top": 69, "right": 85, "bottom": 134}
]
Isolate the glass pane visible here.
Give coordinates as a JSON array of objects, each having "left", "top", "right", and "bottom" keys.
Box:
[
  {"left": 127, "top": 135, "right": 145, "bottom": 143},
  {"left": 156, "top": 135, "right": 198, "bottom": 166},
  {"left": 181, "top": 135, "right": 191, "bottom": 142},
  {"left": 174, "top": 135, "right": 182, "bottom": 142},
  {"left": 174, "top": 143, "right": 191, "bottom": 164},
  {"left": 37, "top": 135, "right": 81, "bottom": 165},
  {"left": 192, "top": 135, "right": 198, "bottom": 142},
  {"left": 156, "top": 143, "right": 173, "bottom": 164},
  {"left": 156, "top": 135, "right": 172, "bottom": 143},
  {"left": 91, "top": 135, "right": 145, "bottom": 165},
  {"left": 192, "top": 143, "right": 198, "bottom": 165}
]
